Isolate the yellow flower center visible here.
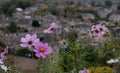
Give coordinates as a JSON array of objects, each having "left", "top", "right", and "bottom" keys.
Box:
[{"left": 40, "top": 48, "right": 45, "bottom": 52}]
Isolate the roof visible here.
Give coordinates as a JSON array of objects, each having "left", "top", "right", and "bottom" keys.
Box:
[
  {"left": 16, "top": 19, "right": 31, "bottom": 25},
  {"left": 43, "top": 14, "right": 57, "bottom": 20}
]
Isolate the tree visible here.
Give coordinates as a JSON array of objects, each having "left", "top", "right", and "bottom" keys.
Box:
[
  {"left": 105, "top": 0, "right": 112, "bottom": 8},
  {"left": 66, "top": 1, "right": 74, "bottom": 5},
  {"left": 0, "top": 2, "right": 16, "bottom": 17},
  {"left": 117, "top": 4, "right": 120, "bottom": 11},
  {"left": 8, "top": 21, "right": 18, "bottom": 33},
  {"left": 68, "top": 31, "right": 78, "bottom": 42},
  {"left": 91, "top": 1, "right": 95, "bottom": 6},
  {"left": 32, "top": 20, "right": 41, "bottom": 27},
  {"left": 48, "top": 5, "right": 61, "bottom": 16},
  {"left": 18, "top": 0, "right": 34, "bottom": 10}
]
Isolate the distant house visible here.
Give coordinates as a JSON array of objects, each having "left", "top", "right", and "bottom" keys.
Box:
[
  {"left": 105, "top": 21, "right": 116, "bottom": 26},
  {"left": 24, "top": 6, "right": 38, "bottom": 14},
  {"left": 109, "top": 13, "right": 120, "bottom": 22},
  {"left": 79, "top": 25, "right": 91, "bottom": 38},
  {"left": 111, "top": 3, "right": 117, "bottom": 11},
  {"left": 38, "top": 4, "right": 48, "bottom": 9},
  {"left": 55, "top": 25, "right": 62, "bottom": 35},
  {"left": 0, "top": 17, "right": 10, "bottom": 27},
  {"left": 16, "top": 19, "right": 31, "bottom": 28},
  {"left": 81, "top": 13, "right": 95, "bottom": 20},
  {"left": 112, "top": 28, "right": 120, "bottom": 37},
  {"left": 79, "top": 25, "right": 91, "bottom": 36},
  {"left": 97, "top": 21, "right": 116, "bottom": 26},
  {"left": 82, "top": 19, "right": 92, "bottom": 25},
  {"left": 81, "top": 1, "right": 91, "bottom": 8},
  {"left": 25, "top": 15, "right": 31, "bottom": 19},
  {"left": 43, "top": 14, "right": 57, "bottom": 23},
  {"left": 13, "top": 12, "right": 24, "bottom": 20},
  {"left": 44, "top": 34, "right": 54, "bottom": 43},
  {"left": 97, "top": 8, "right": 112, "bottom": 18}
]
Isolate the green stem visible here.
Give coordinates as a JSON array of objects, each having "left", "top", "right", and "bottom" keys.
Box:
[
  {"left": 75, "top": 49, "right": 78, "bottom": 73},
  {"left": 32, "top": 51, "right": 34, "bottom": 58},
  {"left": 92, "top": 63, "right": 97, "bottom": 73}
]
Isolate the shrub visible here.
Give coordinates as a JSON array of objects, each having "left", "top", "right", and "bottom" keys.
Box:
[
  {"left": 48, "top": 5, "right": 61, "bottom": 16},
  {"left": 32, "top": 20, "right": 41, "bottom": 27},
  {"left": 89, "top": 66, "right": 113, "bottom": 73},
  {"left": 15, "top": 49, "right": 36, "bottom": 58},
  {"left": 8, "top": 21, "right": 18, "bottom": 33}
]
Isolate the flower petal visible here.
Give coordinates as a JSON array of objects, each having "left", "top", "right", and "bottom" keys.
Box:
[
  {"left": 44, "top": 47, "right": 52, "bottom": 55},
  {"left": 35, "top": 53, "right": 41, "bottom": 57},
  {"left": 20, "top": 43, "right": 29, "bottom": 47},
  {"left": 43, "top": 29, "right": 52, "bottom": 34},
  {"left": 33, "top": 38, "right": 40, "bottom": 43},
  {"left": 31, "top": 34, "right": 37, "bottom": 41},
  {"left": 33, "top": 49, "right": 39, "bottom": 53},
  {"left": 40, "top": 53, "right": 46, "bottom": 58},
  {"left": 21, "top": 38, "right": 28, "bottom": 42},
  {"left": 25, "top": 34, "right": 32, "bottom": 40},
  {"left": 50, "top": 22, "right": 58, "bottom": 28}
]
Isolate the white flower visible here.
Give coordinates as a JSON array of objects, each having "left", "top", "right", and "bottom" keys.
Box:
[
  {"left": 107, "top": 59, "right": 119, "bottom": 64},
  {"left": 0, "top": 64, "right": 8, "bottom": 72},
  {"left": 0, "top": 60, "right": 3, "bottom": 64}
]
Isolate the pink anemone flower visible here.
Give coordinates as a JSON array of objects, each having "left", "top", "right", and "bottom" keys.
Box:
[
  {"left": 20, "top": 34, "right": 40, "bottom": 48},
  {"left": 33, "top": 42, "right": 52, "bottom": 58},
  {"left": 43, "top": 22, "right": 58, "bottom": 34}
]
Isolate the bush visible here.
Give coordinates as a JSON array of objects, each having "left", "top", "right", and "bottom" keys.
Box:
[
  {"left": 117, "top": 4, "right": 120, "bottom": 11},
  {"left": 0, "top": 2, "right": 16, "bottom": 17},
  {"left": 32, "top": 20, "right": 41, "bottom": 27},
  {"left": 89, "top": 66, "right": 113, "bottom": 73},
  {"left": 15, "top": 49, "right": 36, "bottom": 58},
  {"left": 48, "top": 5, "right": 61, "bottom": 16},
  {"left": 8, "top": 21, "right": 18, "bottom": 33},
  {"left": 105, "top": 0, "right": 112, "bottom": 8}
]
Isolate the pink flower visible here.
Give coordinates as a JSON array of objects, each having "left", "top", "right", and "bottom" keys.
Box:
[
  {"left": 33, "top": 42, "right": 52, "bottom": 58},
  {"left": 0, "top": 52, "right": 5, "bottom": 62},
  {"left": 43, "top": 22, "right": 58, "bottom": 34},
  {"left": 91, "top": 24, "right": 108, "bottom": 37},
  {"left": 0, "top": 47, "right": 8, "bottom": 62},
  {"left": 20, "top": 34, "right": 40, "bottom": 48},
  {"left": 3, "top": 47, "right": 8, "bottom": 54},
  {"left": 79, "top": 69, "right": 90, "bottom": 73}
]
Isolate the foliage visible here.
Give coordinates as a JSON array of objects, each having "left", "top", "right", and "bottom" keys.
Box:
[
  {"left": 66, "top": 1, "right": 75, "bottom": 5},
  {"left": 16, "top": 0, "right": 34, "bottom": 10},
  {"left": 8, "top": 21, "right": 18, "bottom": 33},
  {"left": 32, "top": 20, "right": 41, "bottom": 27},
  {"left": 34, "top": 8, "right": 49, "bottom": 16},
  {"left": 117, "top": 4, "right": 120, "bottom": 11},
  {"left": 56, "top": 29, "right": 118, "bottom": 73},
  {"left": 11, "top": 0, "right": 35, "bottom": 10},
  {"left": 38, "top": 54, "right": 63, "bottom": 73},
  {"left": 15, "top": 49, "right": 34, "bottom": 58},
  {"left": 89, "top": 66, "right": 113, "bottom": 73},
  {"left": 48, "top": 5, "right": 61, "bottom": 16},
  {"left": 0, "top": 2, "right": 16, "bottom": 17},
  {"left": 105, "top": 0, "right": 112, "bottom": 8},
  {"left": 0, "top": 0, "right": 34, "bottom": 16},
  {"left": 1, "top": 24, "right": 28, "bottom": 33}
]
